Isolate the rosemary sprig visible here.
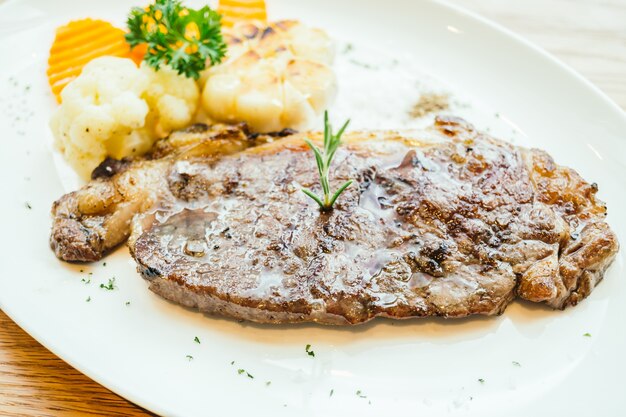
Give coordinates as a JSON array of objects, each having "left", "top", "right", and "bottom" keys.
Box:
[{"left": 302, "top": 112, "right": 352, "bottom": 211}]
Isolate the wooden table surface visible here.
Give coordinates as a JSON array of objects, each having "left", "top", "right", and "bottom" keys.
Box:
[{"left": 1, "top": 1, "right": 625, "bottom": 415}]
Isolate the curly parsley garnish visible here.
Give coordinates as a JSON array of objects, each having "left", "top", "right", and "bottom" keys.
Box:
[
  {"left": 126, "top": 0, "right": 227, "bottom": 79},
  {"left": 237, "top": 368, "right": 254, "bottom": 379},
  {"left": 100, "top": 277, "right": 116, "bottom": 291},
  {"left": 301, "top": 112, "right": 353, "bottom": 211},
  {"left": 305, "top": 344, "right": 315, "bottom": 357}
]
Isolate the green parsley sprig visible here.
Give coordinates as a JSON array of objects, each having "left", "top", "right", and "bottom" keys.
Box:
[
  {"left": 305, "top": 344, "right": 315, "bottom": 357},
  {"left": 125, "top": 0, "right": 227, "bottom": 79},
  {"left": 302, "top": 112, "right": 353, "bottom": 211}
]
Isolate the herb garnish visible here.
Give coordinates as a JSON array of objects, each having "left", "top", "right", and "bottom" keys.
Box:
[
  {"left": 356, "top": 390, "right": 367, "bottom": 398},
  {"left": 349, "top": 59, "right": 378, "bottom": 70},
  {"left": 194, "top": 336, "right": 201, "bottom": 344},
  {"left": 86, "top": 296, "right": 91, "bottom": 302},
  {"left": 305, "top": 344, "right": 315, "bottom": 357},
  {"left": 329, "top": 389, "right": 334, "bottom": 397},
  {"left": 125, "top": 301, "right": 131, "bottom": 306},
  {"left": 186, "top": 355, "right": 193, "bottom": 361},
  {"left": 24, "top": 202, "right": 32, "bottom": 209},
  {"left": 126, "top": 0, "right": 227, "bottom": 79},
  {"left": 478, "top": 378, "right": 485, "bottom": 384},
  {"left": 265, "top": 381, "right": 271, "bottom": 386},
  {"left": 301, "top": 112, "right": 353, "bottom": 211},
  {"left": 512, "top": 361, "right": 521, "bottom": 367},
  {"left": 583, "top": 332, "right": 591, "bottom": 337},
  {"left": 100, "top": 277, "right": 116, "bottom": 290},
  {"left": 237, "top": 368, "right": 254, "bottom": 379}
]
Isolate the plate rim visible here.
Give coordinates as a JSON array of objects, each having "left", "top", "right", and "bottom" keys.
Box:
[{"left": 1, "top": 0, "right": 625, "bottom": 415}]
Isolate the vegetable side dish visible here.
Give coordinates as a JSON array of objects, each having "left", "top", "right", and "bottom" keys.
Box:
[{"left": 48, "top": 0, "right": 334, "bottom": 178}]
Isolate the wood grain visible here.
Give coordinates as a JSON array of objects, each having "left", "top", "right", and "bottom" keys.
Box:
[
  {"left": 0, "top": 311, "right": 154, "bottom": 417},
  {"left": 1, "top": 0, "right": 625, "bottom": 415}
]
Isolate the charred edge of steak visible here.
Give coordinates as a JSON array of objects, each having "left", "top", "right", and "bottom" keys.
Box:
[
  {"left": 49, "top": 217, "right": 102, "bottom": 262},
  {"left": 140, "top": 271, "right": 515, "bottom": 325},
  {"left": 148, "top": 277, "right": 353, "bottom": 325},
  {"left": 248, "top": 128, "right": 298, "bottom": 140},
  {"left": 559, "top": 222, "right": 619, "bottom": 308},
  {"left": 181, "top": 123, "right": 210, "bottom": 134},
  {"left": 132, "top": 253, "right": 352, "bottom": 324},
  {"left": 91, "top": 157, "right": 132, "bottom": 180},
  {"left": 90, "top": 124, "right": 292, "bottom": 181}
]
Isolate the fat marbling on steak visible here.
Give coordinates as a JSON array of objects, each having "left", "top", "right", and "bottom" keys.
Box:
[{"left": 50, "top": 116, "right": 619, "bottom": 324}]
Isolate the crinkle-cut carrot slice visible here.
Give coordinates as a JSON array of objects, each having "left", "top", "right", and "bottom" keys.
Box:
[
  {"left": 47, "top": 19, "right": 144, "bottom": 103},
  {"left": 218, "top": 0, "right": 267, "bottom": 27}
]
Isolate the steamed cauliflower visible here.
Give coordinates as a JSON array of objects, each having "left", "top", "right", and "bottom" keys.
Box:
[
  {"left": 201, "top": 20, "right": 337, "bottom": 132},
  {"left": 141, "top": 64, "right": 199, "bottom": 136},
  {"left": 50, "top": 56, "right": 199, "bottom": 178}
]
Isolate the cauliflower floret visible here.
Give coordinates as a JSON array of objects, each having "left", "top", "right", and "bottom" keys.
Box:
[
  {"left": 50, "top": 56, "right": 199, "bottom": 179},
  {"left": 140, "top": 64, "right": 200, "bottom": 136},
  {"left": 201, "top": 20, "right": 337, "bottom": 133}
]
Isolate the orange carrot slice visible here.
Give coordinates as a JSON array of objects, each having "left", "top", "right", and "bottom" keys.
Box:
[
  {"left": 218, "top": 0, "right": 267, "bottom": 27},
  {"left": 47, "top": 19, "right": 143, "bottom": 103}
]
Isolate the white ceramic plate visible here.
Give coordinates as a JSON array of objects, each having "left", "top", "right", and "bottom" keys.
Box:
[{"left": 1, "top": 1, "right": 625, "bottom": 416}]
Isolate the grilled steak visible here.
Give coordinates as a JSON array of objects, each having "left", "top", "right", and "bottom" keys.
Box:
[{"left": 50, "top": 116, "right": 619, "bottom": 324}]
